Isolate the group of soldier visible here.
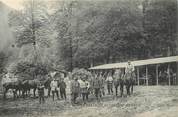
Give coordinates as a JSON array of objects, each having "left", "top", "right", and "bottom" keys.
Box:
[
  {"left": 1, "top": 61, "right": 135, "bottom": 105},
  {"left": 37, "top": 77, "right": 67, "bottom": 104},
  {"left": 70, "top": 61, "right": 135, "bottom": 104}
]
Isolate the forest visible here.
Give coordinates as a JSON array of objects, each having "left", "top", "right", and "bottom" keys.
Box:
[{"left": 0, "top": 0, "right": 177, "bottom": 79}]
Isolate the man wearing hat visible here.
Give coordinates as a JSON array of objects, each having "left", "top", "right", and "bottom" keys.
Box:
[
  {"left": 70, "top": 77, "right": 80, "bottom": 104},
  {"left": 125, "top": 61, "right": 135, "bottom": 74},
  {"left": 50, "top": 78, "right": 60, "bottom": 101},
  {"left": 59, "top": 78, "right": 67, "bottom": 100},
  {"left": 37, "top": 81, "right": 45, "bottom": 104}
]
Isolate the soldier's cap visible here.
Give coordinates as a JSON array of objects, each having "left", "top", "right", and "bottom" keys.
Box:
[
  {"left": 128, "top": 60, "right": 131, "bottom": 63},
  {"left": 74, "top": 77, "right": 78, "bottom": 80}
]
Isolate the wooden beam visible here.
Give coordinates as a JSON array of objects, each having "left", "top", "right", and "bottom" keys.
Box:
[
  {"left": 156, "top": 65, "right": 159, "bottom": 85},
  {"left": 137, "top": 67, "right": 140, "bottom": 86},
  {"left": 146, "top": 66, "right": 148, "bottom": 86}
]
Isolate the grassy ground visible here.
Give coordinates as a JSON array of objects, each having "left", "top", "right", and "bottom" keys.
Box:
[{"left": 0, "top": 86, "right": 178, "bottom": 117}]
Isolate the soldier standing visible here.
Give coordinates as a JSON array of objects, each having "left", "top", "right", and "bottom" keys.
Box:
[
  {"left": 50, "top": 78, "right": 60, "bottom": 101},
  {"left": 59, "top": 78, "right": 67, "bottom": 100},
  {"left": 92, "top": 74, "right": 101, "bottom": 100},
  {"left": 106, "top": 72, "right": 113, "bottom": 95},
  {"left": 37, "top": 81, "right": 45, "bottom": 104},
  {"left": 80, "top": 78, "right": 89, "bottom": 104},
  {"left": 99, "top": 72, "right": 105, "bottom": 97},
  {"left": 70, "top": 77, "right": 80, "bottom": 104}
]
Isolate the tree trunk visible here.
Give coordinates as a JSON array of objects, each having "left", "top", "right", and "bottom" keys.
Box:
[
  {"left": 90, "top": 58, "right": 94, "bottom": 67},
  {"left": 106, "top": 49, "right": 110, "bottom": 64},
  {"left": 176, "top": 0, "right": 178, "bottom": 85}
]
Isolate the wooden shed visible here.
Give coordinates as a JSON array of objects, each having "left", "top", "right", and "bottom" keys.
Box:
[{"left": 89, "top": 56, "right": 178, "bottom": 86}]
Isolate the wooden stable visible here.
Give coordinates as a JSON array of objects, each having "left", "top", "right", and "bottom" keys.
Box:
[{"left": 89, "top": 56, "right": 178, "bottom": 86}]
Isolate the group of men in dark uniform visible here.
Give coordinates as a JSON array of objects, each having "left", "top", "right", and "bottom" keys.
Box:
[
  {"left": 70, "top": 61, "right": 135, "bottom": 104},
  {"left": 37, "top": 76, "right": 67, "bottom": 104},
  {"left": 1, "top": 61, "right": 134, "bottom": 104}
]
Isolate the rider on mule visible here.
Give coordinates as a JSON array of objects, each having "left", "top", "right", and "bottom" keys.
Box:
[{"left": 124, "top": 61, "right": 135, "bottom": 96}]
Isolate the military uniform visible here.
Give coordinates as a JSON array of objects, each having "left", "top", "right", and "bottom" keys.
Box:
[
  {"left": 106, "top": 75, "right": 113, "bottom": 95},
  {"left": 80, "top": 80, "right": 89, "bottom": 103},
  {"left": 50, "top": 80, "right": 59, "bottom": 101},
  {"left": 92, "top": 77, "right": 101, "bottom": 100},
  {"left": 59, "top": 80, "right": 66, "bottom": 100},
  {"left": 37, "top": 83, "right": 45, "bottom": 104},
  {"left": 125, "top": 63, "right": 135, "bottom": 80},
  {"left": 99, "top": 75, "right": 105, "bottom": 97},
  {"left": 70, "top": 79, "right": 80, "bottom": 104}
]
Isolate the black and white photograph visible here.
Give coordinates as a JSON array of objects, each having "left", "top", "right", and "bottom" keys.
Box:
[{"left": 0, "top": 0, "right": 178, "bottom": 117}]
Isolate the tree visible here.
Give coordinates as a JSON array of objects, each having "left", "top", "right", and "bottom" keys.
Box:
[
  {"left": 144, "top": 0, "right": 177, "bottom": 57},
  {"left": 8, "top": 0, "right": 56, "bottom": 79},
  {"left": 0, "top": 52, "right": 8, "bottom": 73},
  {"left": 55, "top": 0, "right": 144, "bottom": 69}
]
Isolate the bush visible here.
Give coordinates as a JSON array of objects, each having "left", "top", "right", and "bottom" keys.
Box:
[
  {"left": 72, "top": 68, "right": 92, "bottom": 80},
  {"left": 9, "top": 60, "right": 49, "bottom": 80}
]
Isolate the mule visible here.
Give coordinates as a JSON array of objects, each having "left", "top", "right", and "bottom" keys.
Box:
[
  {"left": 120, "top": 72, "right": 135, "bottom": 97},
  {"left": 21, "top": 79, "right": 40, "bottom": 98},
  {"left": 113, "top": 69, "right": 123, "bottom": 97},
  {"left": 3, "top": 80, "right": 23, "bottom": 100}
]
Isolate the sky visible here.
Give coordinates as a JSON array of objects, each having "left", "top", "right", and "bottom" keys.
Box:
[{"left": 0, "top": 0, "right": 24, "bottom": 10}]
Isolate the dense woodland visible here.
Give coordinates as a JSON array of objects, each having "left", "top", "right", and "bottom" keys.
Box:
[{"left": 0, "top": 0, "right": 177, "bottom": 79}]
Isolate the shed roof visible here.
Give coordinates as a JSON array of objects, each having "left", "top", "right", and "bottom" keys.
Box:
[{"left": 89, "top": 56, "right": 178, "bottom": 70}]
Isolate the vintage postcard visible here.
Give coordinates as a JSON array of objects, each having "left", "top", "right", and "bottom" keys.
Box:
[{"left": 0, "top": 0, "right": 178, "bottom": 117}]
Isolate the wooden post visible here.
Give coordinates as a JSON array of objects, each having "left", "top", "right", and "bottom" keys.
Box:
[
  {"left": 167, "top": 64, "right": 171, "bottom": 86},
  {"left": 137, "top": 67, "right": 140, "bottom": 86},
  {"left": 156, "top": 65, "right": 159, "bottom": 85},
  {"left": 176, "top": 62, "right": 178, "bottom": 85},
  {"left": 146, "top": 66, "right": 148, "bottom": 86}
]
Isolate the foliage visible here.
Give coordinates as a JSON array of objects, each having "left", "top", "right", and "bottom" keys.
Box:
[
  {"left": 72, "top": 68, "right": 92, "bottom": 80},
  {"left": 9, "top": 60, "right": 49, "bottom": 80},
  {"left": 55, "top": 0, "right": 144, "bottom": 70},
  {"left": 8, "top": 0, "right": 58, "bottom": 79},
  {"left": 0, "top": 52, "right": 8, "bottom": 74},
  {"left": 8, "top": 0, "right": 177, "bottom": 72},
  {"left": 144, "top": 0, "right": 177, "bottom": 57},
  {"left": 9, "top": 1, "right": 53, "bottom": 48}
]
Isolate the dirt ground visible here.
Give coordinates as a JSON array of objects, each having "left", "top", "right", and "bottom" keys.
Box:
[{"left": 0, "top": 86, "right": 178, "bottom": 117}]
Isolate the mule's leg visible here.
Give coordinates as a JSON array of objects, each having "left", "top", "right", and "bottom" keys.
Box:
[
  {"left": 18, "top": 90, "right": 20, "bottom": 98},
  {"left": 19, "top": 89, "right": 22, "bottom": 98},
  {"left": 33, "top": 88, "right": 36, "bottom": 98},
  {"left": 48, "top": 88, "right": 51, "bottom": 97},
  {"left": 52, "top": 91, "right": 55, "bottom": 101},
  {"left": 28, "top": 89, "right": 30, "bottom": 96},
  {"left": 131, "top": 83, "right": 133, "bottom": 94},
  {"left": 126, "top": 82, "right": 131, "bottom": 96},
  {"left": 115, "top": 85, "right": 118, "bottom": 96},
  {"left": 102, "top": 87, "right": 105, "bottom": 96},
  {"left": 22, "top": 89, "right": 25, "bottom": 98},
  {"left": 120, "top": 83, "right": 123, "bottom": 97},
  {"left": 126, "top": 86, "right": 129, "bottom": 96},
  {"left": 25, "top": 90, "right": 28, "bottom": 97},
  {"left": 13, "top": 89, "right": 17, "bottom": 100},
  {"left": 111, "top": 85, "right": 113, "bottom": 95},
  {"left": 15, "top": 89, "right": 19, "bottom": 98},
  {"left": 107, "top": 84, "right": 110, "bottom": 95},
  {"left": 56, "top": 90, "right": 60, "bottom": 100},
  {"left": 3, "top": 88, "right": 8, "bottom": 100}
]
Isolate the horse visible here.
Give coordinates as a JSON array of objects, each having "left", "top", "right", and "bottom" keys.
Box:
[{"left": 3, "top": 80, "right": 23, "bottom": 100}]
